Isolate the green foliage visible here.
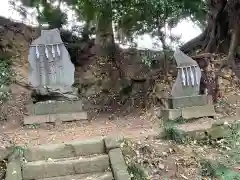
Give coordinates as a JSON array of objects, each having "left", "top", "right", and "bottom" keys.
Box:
[
  {"left": 127, "top": 164, "right": 148, "bottom": 180},
  {"left": 200, "top": 160, "right": 240, "bottom": 180},
  {"left": 214, "top": 123, "right": 240, "bottom": 168},
  {"left": 121, "top": 138, "right": 149, "bottom": 180},
  {"left": 18, "top": 0, "right": 68, "bottom": 28},
  {"left": 0, "top": 59, "right": 13, "bottom": 102},
  {"left": 163, "top": 121, "right": 189, "bottom": 144},
  {"left": 13, "top": 146, "right": 25, "bottom": 157},
  {"left": 38, "top": 2, "right": 67, "bottom": 28},
  {"left": 15, "top": 0, "right": 206, "bottom": 47},
  {"left": 0, "top": 59, "right": 12, "bottom": 86}
]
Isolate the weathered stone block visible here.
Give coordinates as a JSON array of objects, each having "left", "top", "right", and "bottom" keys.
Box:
[
  {"left": 109, "top": 148, "right": 130, "bottom": 180},
  {"left": 168, "top": 95, "right": 208, "bottom": 109},
  {"left": 207, "top": 126, "right": 232, "bottom": 139},
  {"left": 181, "top": 104, "right": 216, "bottom": 119},
  {"left": 55, "top": 101, "right": 83, "bottom": 114},
  {"left": 34, "top": 102, "right": 56, "bottom": 115},
  {"left": 5, "top": 159, "right": 22, "bottom": 180},
  {"left": 28, "top": 100, "right": 83, "bottom": 115},
  {"left": 187, "top": 131, "right": 207, "bottom": 140},
  {"left": 39, "top": 172, "right": 113, "bottom": 180},
  {"left": 22, "top": 155, "right": 109, "bottom": 180},
  {"left": 162, "top": 104, "right": 216, "bottom": 120},
  {"left": 24, "top": 112, "right": 87, "bottom": 125},
  {"left": 104, "top": 136, "right": 122, "bottom": 152},
  {"left": 5, "top": 151, "right": 23, "bottom": 180},
  {"left": 161, "top": 109, "right": 181, "bottom": 120},
  {"left": 24, "top": 138, "right": 105, "bottom": 161}
]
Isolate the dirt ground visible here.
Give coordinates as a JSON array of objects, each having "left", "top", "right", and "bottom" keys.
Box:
[{"left": 1, "top": 111, "right": 158, "bottom": 146}]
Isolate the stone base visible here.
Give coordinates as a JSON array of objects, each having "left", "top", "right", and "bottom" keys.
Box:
[
  {"left": 24, "top": 112, "right": 88, "bottom": 125},
  {"left": 161, "top": 104, "right": 216, "bottom": 120},
  {"left": 167, "top": 95, "right": 211, "bottom": 109},
  {"left": 27, "top": 100, "right": 83, "bottom": 115}
]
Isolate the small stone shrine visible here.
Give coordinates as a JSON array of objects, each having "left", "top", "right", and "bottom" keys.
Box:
[
  {"left": 161, "top": 49, "right": 216, "bottom": 120},
  {"left": 24, "top": 29, "right": 87, "bottom": 125}
]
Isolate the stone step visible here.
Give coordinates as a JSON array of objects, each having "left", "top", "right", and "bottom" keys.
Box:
[
  {"left": 24, "top": 138, "right": 105, "bottom": 162},
  {"left": 176, "top": 116, "right": 240, "bottom": 140},
  {"left": 37, "top": 172, "right": 113, "bottom": 180},
  {"left": 24, "top": 112, "right": 88, "bottom": 125},
  {"left": 22, "top": 155, "right": 110, "bottom": 180}
]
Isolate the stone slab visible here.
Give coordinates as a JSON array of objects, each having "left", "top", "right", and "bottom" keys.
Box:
[
  {"left": 104, "top": 136, "right": 122, "bottom": 152},
  {"left": 5, "top": 159, "right": 22, "bottom": 180},
  {"left": 168, "top": 95, "right": 208, "bottom": 109},
  {"left": 207, "top": 125, "right": 232, "bottom": 139},
  {"left": 23, "top": 112, "right": 88, "bottom": 125},
  {"left": 38, "top": 172, "right": 113, "bottom": 180},
  {"left": 22, "top": 155, "right": 109, "bottom": 180},
  {"left": 177, "top": 117, "right": 240, "bottom": 140},
  {"left": 161, "top": 109, "right": 181, "bottom": 120},
  {"left": 181, "top": 104, "right": 216, "bottom": 119},
  {"left": 162, "top": 104, "right": 216, "bottom": 120},
  {"left": 24, "top": 138, "right": 105, "bottom": 161},
  {"left": 27, "top": 100, "right": 83, "bottom": 115},
  {"left": 236, "top": 108, "right": 240, "bottom": 117},
  {"left": 109, "top": 148, "right": 130, "bottom": 180}
]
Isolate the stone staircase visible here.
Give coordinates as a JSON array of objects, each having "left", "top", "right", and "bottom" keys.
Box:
[{"left": 5, "top": 137, "right": 130, "bottom": 180}]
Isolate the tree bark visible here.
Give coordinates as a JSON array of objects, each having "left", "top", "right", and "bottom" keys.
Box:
[
  {"left": 179, "top": 0, "right": 240, "bottom": 102},
  {"left": 227, "top": 25, "right": 240, "bottom": 66},
  {"left": 95, "top": 2, "right": 115, "bottom": 59}
]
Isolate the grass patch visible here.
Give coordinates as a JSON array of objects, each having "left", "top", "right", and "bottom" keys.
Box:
[
  {"left": 192, "top": 122, "right": 240, "bottom": 179},
  {"left": 127, "top": 164, "right": 148, "bottom": 180},
  {"left": 214, "top": 123, "right": 240, "bottom": 168},
  {"left": 162, "top": 119, "right": 240, "bottom": 179},
  {"left": 121, "top": 139, "right": 149, "bottom": 180},
  {"left": 0, "top": 58, "right": 13, "bottom": 102},
  {"left": 25, "top": 123, "right": 41, "bottom": 129},
  {"left": 12, "top": 145, "right": 25, "bottom": 156},
  {"left": 162, "top": 120, "right": 191, "bottom": 144},
  {"left": 200, "top": 159, "right": 240, "bottom": 180}
]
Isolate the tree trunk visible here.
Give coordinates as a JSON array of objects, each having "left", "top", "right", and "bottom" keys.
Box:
[
  {"left": 180, "top": 0, "right": 240, "bottom": 102},
  {"left": 95, "top": 2, "right": 115, "bottom": 59}
]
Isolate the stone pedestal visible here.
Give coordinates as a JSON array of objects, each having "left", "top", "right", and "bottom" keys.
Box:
[
  {"left": 161, "top": 95, "right": 216, "bottom": 120},
  {"left": 24, "top": 100, "right": 88, "bottom": 125},
  {"left": 167, "top": 94, "right": 209, "bottom": 109}
]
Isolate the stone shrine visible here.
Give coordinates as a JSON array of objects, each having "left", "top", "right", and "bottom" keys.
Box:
[
  {"left": 28, "top": 28, "right": 77, "bottom": 99},
  {"left": 161, "top": 49, "right": 216, "bottom": 120},
  {"left": 24, "top": 29, "right": 87, "bottom": 125}
]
